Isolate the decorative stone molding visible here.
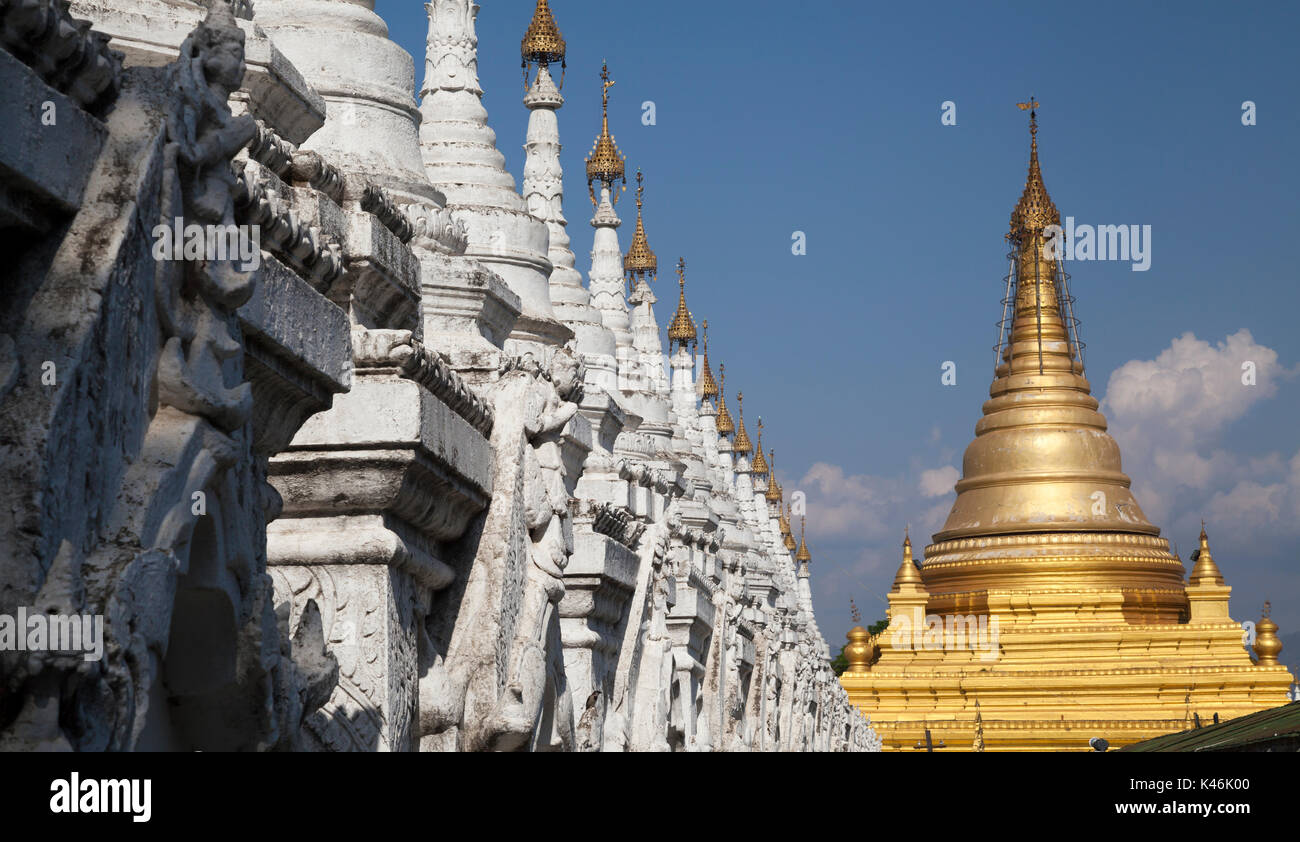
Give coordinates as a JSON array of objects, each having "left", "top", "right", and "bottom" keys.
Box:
[
  {"left": 248, "top": 117, "right": 294, "bottom": 178},
  {"left": 289, "top": 148, "right": 344, "bottom": 204},
  {"left": 234, "top": 159, "right": 344, "bottom": 289},
  {"left": 359, "top": 182, "right": 415, "bottom": 244},
  {"left": 352, "top": 328, "right": 493, "bottom": 438},
  {"left": 0, "top": 0, "right": 121, "bottom": 115}
]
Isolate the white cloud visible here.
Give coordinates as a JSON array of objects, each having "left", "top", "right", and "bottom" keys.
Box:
[
  {"left": 1100, "top": 329, "right": 1300, "bottom": 540},
  {"left": 919, "top": 465, "right": 959, "bottom": 498}
]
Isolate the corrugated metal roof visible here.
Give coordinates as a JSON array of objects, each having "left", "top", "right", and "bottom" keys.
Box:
[{"left": 1120, "top": 702, "right": 1300, "bottom": 752}]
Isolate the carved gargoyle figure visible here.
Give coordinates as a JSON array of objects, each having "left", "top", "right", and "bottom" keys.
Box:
[
  {"left": 428, "top": 346, "right": 586, "bottom": 751},
  {"left": 488, "top": 346, "right": 584, "bottom": 749},
  {"left": 627, "top": 518, "right": 674, "bottom": 752},
  {"left": 156, "top": 0, "right": 258, "bottom": 431}
]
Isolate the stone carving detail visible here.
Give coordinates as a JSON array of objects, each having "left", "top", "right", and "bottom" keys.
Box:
[
  {"left": 421, "top": 347, "right": 587, "bottom": 751},
  {"left": 289, "top": 149, "right": 344, "bottom": 204},
  {"left": 0, "top": 0, "right": 121, "bottom": 114},
  {"left": 248, "top": 118, "right": 295, "bottom": 178},
  {"left": 234, "top": 161, "right": 344, "bottom": 289},
  {"left": 352, "top": 329, "right": 494, "bottom": 437},
  {"left": 0, "top": 1, "right": 339, "bottom": 752},
  {"left": 410, "top": 203, "right": 469, "bottom": 256},
  {"left": 360, "top": 182, "right": 416, "bottom": 244}
]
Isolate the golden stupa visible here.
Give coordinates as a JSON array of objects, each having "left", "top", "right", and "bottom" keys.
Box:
[{"left": 839, "top": 104, "right": 1294, "bottom": 751}]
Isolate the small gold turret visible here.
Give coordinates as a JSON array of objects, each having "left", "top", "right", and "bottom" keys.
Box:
[
  {"left": 666, "top": 257, "right": 697, "bottom": 352},
  {"left": 765, "top": 450, "right": 782, "bottom": 502},
  {"left": 972, "top": 701, "right": 986, "bottom": 752},
  {"left": 750, "top": 419, "right": 768, "bottom": 476},
  {"left": 521, "top": 0, "right": 565, "bottom": 87},
  {"left": 1254, "top": 602, "right": 1283, "bottom": 666},
  {"left": 782, "top": 503, "right": 797, "bottom": 551},
  {"left": 844, "top": 601, "right": 873, "bottom": 675},
  {"left": 1185, "top": 521, "right": 1232, "bottom": 622},
  {"left": 624, "top": 170, "right": 657, "bottom": 280},
  {"left": 892, "top": 528, "right": 924, "bottom": 589},
  {"left": 715, "top": 363, "right": 734, "bottom": 436},
  {"left": 698, "top": 319, "right": 719, "bottom": 399},
  {"left": 796, "top": 516, "right": 811, "bottom": 563},
  {"left": 1189, "top": 521, "right": 1225, "bottom": 586},
  {"left": 733, "top": 392, "right": 752, "bottom": 456},
  {"left": 585, "top": 62, "right": 626, "bottom": 206}
]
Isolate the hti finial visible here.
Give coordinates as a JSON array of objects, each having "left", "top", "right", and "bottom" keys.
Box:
[
  {"left": 666, "top": 256, "right": 696, "bottom": 348},
  {"left": 850, "top": 599, "right": 862, "bottom": 625},
  {"left": 601, "top": 61, "right": 613, "bottom": 113},
  {"left": 521, "top": 0, "right": 566, "bottom": 88},
  {"left": 1264, "top": 600, "right": 1272, "bottom": 619},
  {"left": 585, "top": 61, "right": 626, "bottom": 205}
]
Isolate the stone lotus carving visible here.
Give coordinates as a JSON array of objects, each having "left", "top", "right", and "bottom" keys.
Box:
[{"left": 411, "top": 202, "right": 469, "bottom": 256}]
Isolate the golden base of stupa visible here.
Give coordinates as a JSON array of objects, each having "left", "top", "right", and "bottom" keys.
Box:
[{"left": 841, "top": 590, "right": 1294, "bottom": 752}]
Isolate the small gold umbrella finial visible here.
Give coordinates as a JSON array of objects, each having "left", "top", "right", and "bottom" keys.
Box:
[
  {"left": 584, "top": 62, "right": 626, "bottom": 206},
  {"left": 698, "top": 318, "right": 719, "bottom": 399},
  {"left": 521, "top": 0, "right": 566, "bottom": 88},
  {"left": 796, "top": 516, "right": 811, "bottom": 563},
  {"left": 715, "top": 363, "right": 734, "bottom": 436}
]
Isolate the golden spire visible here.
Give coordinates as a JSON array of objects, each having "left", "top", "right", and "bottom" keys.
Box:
[
  {"left": 781, "top": 503, "right": 796, "bottom": 550},
  {"left": 1189, "top": 521, "right": 1225, "bottom": 586},
  {"left": 892, "top": 528, "right": 924, "bottom": 588},
  {"left": 795, "top": 516, "right": 811, "bottom": 563},
  {"left": 732, "top": 392, "right": 752, "bottom": 456},
  {"left": 521, "top": 0, "right": 565, "bottom": 87},
  {"left": 1010, "top": 99, "right": 1059, "bottom": 237},
  {"left": 765, "top": 450, "right": 782, "bottom": 501},
  {"left": 934, "top": 106, "right": 1163, "bottom": 548},
  {"left": 624, "top": 170, "right": 657, "bottom": 280},
  {"left": 1254, "top": 602, "right": 1283, "bottom": 666},
  {"left": 972, "top": 701, "right": 985, "bottom": 752},
  {"left": 666, "top": 257, "right": 697, "bottom": 351},
  {"left": 715, "top": 363, "right": 734, "bottom": 436},
  {"left": 585, "top": 62, "right": 626, "bottom": 206},
  {"left": 698, "top": 319, "right": 719, "bottom": 399},
  {"left": 750, "top": 419, "right": 769, "bottom": 475}
]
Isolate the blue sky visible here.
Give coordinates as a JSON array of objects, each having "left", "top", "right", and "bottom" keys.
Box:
[{"left": 376, "top": 1, "right": 1300, "bottom": 657}]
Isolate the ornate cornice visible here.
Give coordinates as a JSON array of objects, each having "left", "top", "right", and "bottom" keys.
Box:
[{"left": 351, "top": 329, "right": 494, "bottom": 438}]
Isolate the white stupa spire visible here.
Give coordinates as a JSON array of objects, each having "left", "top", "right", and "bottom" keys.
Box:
[
  {"left": 583, "top": 62, "right": 635, "bottom": 379},
  {"left": 420, "top": 0, "right": 569, "bottom": 352},
  {"left": 520, "top": 8, "right": 618, "bottom": 392}
]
